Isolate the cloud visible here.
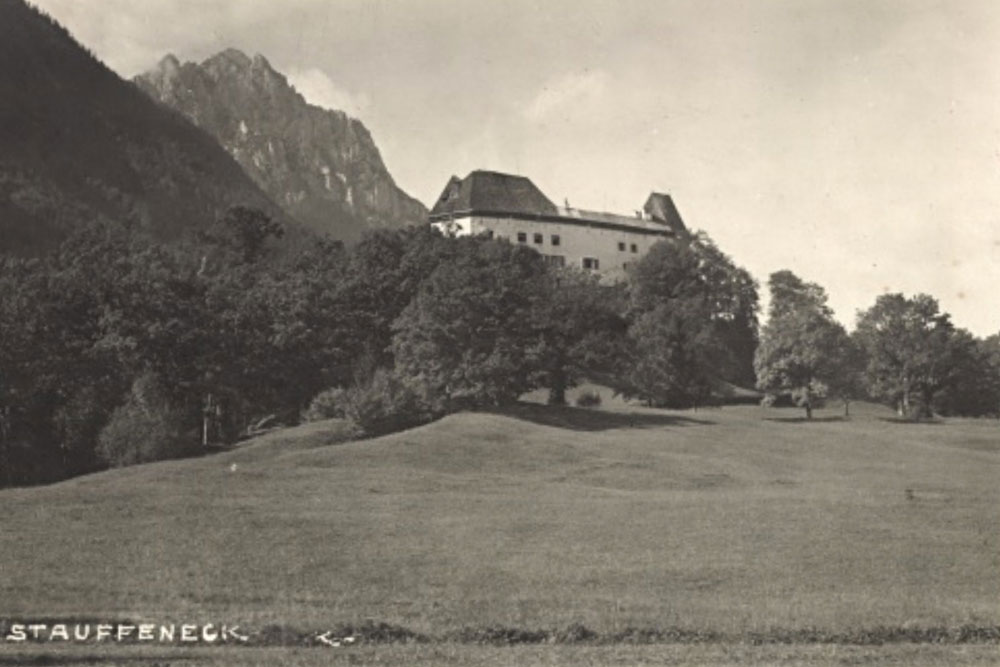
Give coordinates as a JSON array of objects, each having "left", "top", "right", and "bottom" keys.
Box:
[
  {"left": 523, "top": 69, "right": 610, "bottom": 123},
  {"left": 285, "top": 67, "right": 371, "bottom": 117}
]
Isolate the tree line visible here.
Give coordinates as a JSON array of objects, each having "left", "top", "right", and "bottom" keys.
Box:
[
  {"left": 0, "top": 207, "right": 996, "bottom": 486},
  {"left": 0, "top": 208, "right": 759, "bottom": 485},
  {"left": 755, "top": 271, "right": 1000, "bottom": 420}
]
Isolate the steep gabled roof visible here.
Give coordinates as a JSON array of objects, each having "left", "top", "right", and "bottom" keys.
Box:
[
  {"left": 429, "top": 170, "right": 558, "bottom": 219},
  {"left": 643, "top": 192, "right": 688, "bottom": 236}
]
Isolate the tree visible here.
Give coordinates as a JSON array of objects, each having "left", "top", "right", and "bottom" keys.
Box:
[
  {"left": 0, "top": 256, "right": 52, "bottom": 485},
  {"left": 617, "top": 234, "right": 759, "bottom": 407},
  {"left": 96, "top": 373, "right": 195, "bottom": 467},
  {"left": 979, "top": 334, "right": 1000, "bottom": 418},
  {"left": 530, "top": 269, "right": 628, "bottom": 405},
  {"left": 332, "top": 226, "right": 455, "bottom": 377},
  {"left": 686, "top": 234, "right": 760, "bottom": 387},
  {"left": 854, "top": 293, "right": 956, "bottom": 419},
  {"left": 932, "top": 330, "right": 1000, "bottom": 418},
  {"left": 828, "top": 333, "right": 868, "bottom": 417},
  {"left": 392, "top": 238, "right": 548, "bottom": 409},
  {"left": 620, "top": 300, "right": 722, "bottom": 408},
  {"left": 754, "top": 271, "right": 850, "bottom": 419},
  {"left": 0, "top": 224, "right": 138, "bottom": 483},
  {"left": 0, "top": 214, "right": 419, "bottom": 483},
  {"left": 199, "top": 205, "right": 284, "bottom": 265}
]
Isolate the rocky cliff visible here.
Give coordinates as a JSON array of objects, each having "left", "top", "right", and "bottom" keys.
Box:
[
  {"left": 135, "top": 50, "right": 427, "bottom": 242},
  {"left": 0, "top": 1, "right": 288, "bottom": 256}
]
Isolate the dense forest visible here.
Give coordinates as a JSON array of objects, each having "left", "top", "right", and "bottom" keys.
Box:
[
  {"left": 2, "top": 207, "right": 998, "bottom": 488},
  {"left": 0, "top": 208, "right": 758, "bottom": 486}
]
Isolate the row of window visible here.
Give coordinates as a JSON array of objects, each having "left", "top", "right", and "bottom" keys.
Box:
[
  {"left": 469, "top": 225, "right": 644, "bottom": 257},
  {"left": 516, "top": 232, "right": 561, "bottom": 246},
  {"left": 510, "top": 231, "right": 637, "bottom": 254},
  {"left": 546, "top": 255, "right": 632, "bottom": 272}
]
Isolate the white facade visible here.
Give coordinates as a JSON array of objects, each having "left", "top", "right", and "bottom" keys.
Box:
[{"left": 432, "top": 211, "right": 671, "bottom": 282}]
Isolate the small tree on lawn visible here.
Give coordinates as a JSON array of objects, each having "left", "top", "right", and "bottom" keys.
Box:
[
  {"left": 854, "top": 293, "right": 956, "bottom": 419},
  {"left": 754, "top": 270, "right": 849, "bottom": 419},
  {"left": 828, "top": 333, "right": 868, "bottom": 417}
]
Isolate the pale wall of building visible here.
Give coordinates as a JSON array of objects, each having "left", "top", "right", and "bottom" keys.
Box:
[{"left": 432, "top": 215, "right": 669, "bottom": 281}]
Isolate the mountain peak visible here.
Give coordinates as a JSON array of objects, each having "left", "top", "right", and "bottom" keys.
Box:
[
  {"left": 134, "top": 50, "right": 428, "bottom": 242},
  {"left": 158, "top": 53, "right": 180, "bottom": 71},
  {"left": 203, "top": 48, "right": 252, "bottom": 70},
  {"left": 251, "top": 53, "right": 274, "bottom": 72},
  {"left": 0, "top": 0, "right": 287, "bottom": 256},
  {"left": 197, "top": 49, "right": 286, "bottom": 91},
  {"left": 152, "top": 53, "right": 182, "bottom": 83}
]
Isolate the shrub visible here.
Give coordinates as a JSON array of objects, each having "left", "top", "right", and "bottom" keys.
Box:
[
  {"left": 344, "top": 369, "right": 434, "bottom": 437},
  {"left": 306, "top": 370, "right": 436, "bottom": 438},
  {"left": 302, "top": 387, "right": 349, "bottom": 422},
  {"left": 96, "top": 374, "right": 197, "bottom": 467},
  {"left": 575, "top": 390, "right": 603, "bottom": 408}
]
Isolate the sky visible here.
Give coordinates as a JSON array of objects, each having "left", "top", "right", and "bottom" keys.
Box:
[{"left": 32, "top": 0, "right": 1000, "bottom": 336}]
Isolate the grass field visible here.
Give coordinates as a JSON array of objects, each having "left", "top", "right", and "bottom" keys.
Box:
[
  {"left": 1, "top": 394, "right": 999, "bottom": 665},
  {"left": 2, "top": 643, "right": 1000, "bottom": 666}
]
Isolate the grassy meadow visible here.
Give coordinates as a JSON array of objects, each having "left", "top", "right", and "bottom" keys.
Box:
[{"left": 1, "top": 392, "right": 999, "bottom": 665}]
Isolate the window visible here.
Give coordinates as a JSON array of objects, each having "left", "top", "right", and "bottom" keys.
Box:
[
  {"left": 517, "top": 232, "right": 527, "bottom": 243},
  {"left": 543, "top": 255, "right": 566, "bottom": 267},
  {"left": 582, "top": 257, "right": 600, "bottom": 270},
  {"left": 630, "top": 243, "right": 638, "bottom": 253},
  {"left": 618, "top": 242, "right": 626, "bottom": 252},
  {"left": 551, "top": 234, "right": 560, "bottom": 246},
  {"left": 534, "top": 233, "right": 543, "bottom": 244}
]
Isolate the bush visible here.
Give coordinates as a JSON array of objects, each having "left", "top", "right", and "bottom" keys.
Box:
[
  {"left": 96, "top": 374, "right": 197, "bottom": 467},
  {"left": 575, "top": 390, "right": 603, "bottom": 408},
  {"left": 302, "top": 387, "right": 349, "bottom": 422},
  {"left": 348, "top": 370, "right": 436, "bottom": 436},
  {"left": 306, "top": 370, "right": 436, "bottom": 438}
]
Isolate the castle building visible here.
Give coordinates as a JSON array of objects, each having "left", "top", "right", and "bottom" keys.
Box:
[{"left": 428, "top": 170, "right": 688, "bottom": 280}]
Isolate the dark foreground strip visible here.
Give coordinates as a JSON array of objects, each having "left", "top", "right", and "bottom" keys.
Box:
[{"left": 2, "top": 619, "right": 999, "bottom": 648}]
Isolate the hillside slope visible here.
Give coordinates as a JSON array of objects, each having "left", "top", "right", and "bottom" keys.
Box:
[
  {"left": 0, "top": 0, "right": 289, "bottom": 256},
  {"left": 135, "top": 50, "right": 428, "bottom": 242},
  {"left": 2, "top": 402, "right": 998, "bottom": 638}
]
